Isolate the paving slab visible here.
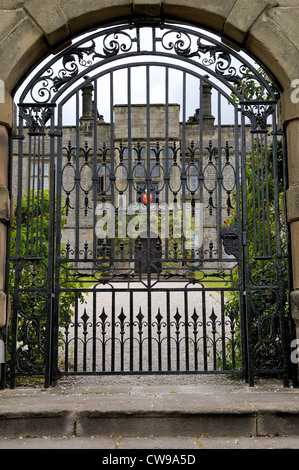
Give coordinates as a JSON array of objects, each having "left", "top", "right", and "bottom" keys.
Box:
[
  {"left": 1, "top": 436, "right": 299, "bottom": 450},
  {"left": 0, "top": 375, "right": 298, "bottom": 441}
]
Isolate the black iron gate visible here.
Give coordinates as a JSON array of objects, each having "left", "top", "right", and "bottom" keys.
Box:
[{"left": 7, "top": 21, "right": 292, "bottom": 387}]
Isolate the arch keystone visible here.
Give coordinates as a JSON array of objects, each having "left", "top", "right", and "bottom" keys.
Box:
[
  {"left": 162, "top": 0, "right": 235, "bottom": 30},
  {"left": 133, "top": 0, "right": 161, "bottom": 16}
]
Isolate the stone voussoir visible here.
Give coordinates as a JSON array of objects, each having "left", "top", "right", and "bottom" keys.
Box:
[{"left": 23, "top": 0, "right": 70, "bottom": 46}]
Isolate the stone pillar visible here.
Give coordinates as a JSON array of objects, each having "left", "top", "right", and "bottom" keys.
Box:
[
  {"left": 281, "top": 89, "right": 299, "bottom": 350},
  {"left": 0, "top": 93, "right": 12, "bottom": 376}
]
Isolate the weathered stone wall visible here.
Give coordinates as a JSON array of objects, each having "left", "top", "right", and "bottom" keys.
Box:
[{"left": 1, "top": 0, "right": 299, "bottom": 350}]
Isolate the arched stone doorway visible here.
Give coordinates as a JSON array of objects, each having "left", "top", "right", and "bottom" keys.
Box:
[{"left": 0, "top": 1, "right": 298, "bottom": 388}]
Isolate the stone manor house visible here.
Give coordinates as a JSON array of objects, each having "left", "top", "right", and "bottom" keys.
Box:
[{"left": 12, "top": 77, "right": 254, "bottom": 272}]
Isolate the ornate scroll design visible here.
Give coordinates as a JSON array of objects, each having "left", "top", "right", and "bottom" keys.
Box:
[
  {"left": 19, "top": 105, "right": 54, "bottom": 135},
  {"left": 28, "top": 30, "right": 138, "bottom": 103},
  {"left": 158, "top": 28, "right": 273, "bottom": 100},
  {"left": 242, "top": 103, "right": 274, "bottom": 133},
  {"left": 21, "top": 23, "right": 277, "bottom": 105},
  {"left": 53, "top": 41, "right": 97, "bottom": 91}
]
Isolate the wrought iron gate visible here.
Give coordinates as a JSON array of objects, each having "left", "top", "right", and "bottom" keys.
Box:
[{"left": 8, "top": 20, "right": 292, "bottom": 387}]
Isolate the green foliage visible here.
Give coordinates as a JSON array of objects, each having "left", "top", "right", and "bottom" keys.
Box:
[
  {"left": 223, "top": 138, "right": 288, "bottom": 371},
  {"left": 229, "top": 65, "right": 280, "bottom": 103},
  {"left": 7, "top": 190, "right": 85, "bottom": 374}
]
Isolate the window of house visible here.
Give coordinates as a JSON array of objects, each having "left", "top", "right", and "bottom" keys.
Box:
[
  {"left": 97, "top": 162, "right": 111, "bottom": 195},
  {"left": 185, "top": 162, "right": 198, "bottom": 195},
  {"left": 30, "top": 161, "right": 49, "bottom": 191}
]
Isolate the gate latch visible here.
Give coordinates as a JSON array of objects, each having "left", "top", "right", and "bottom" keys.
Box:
[{"left": 220, "top": 222, "right": 242, "bottom": 260}]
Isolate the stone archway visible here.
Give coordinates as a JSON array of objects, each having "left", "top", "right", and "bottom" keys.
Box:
[{"left": 0, "top": 0, "right": 299, "bottom": 386}]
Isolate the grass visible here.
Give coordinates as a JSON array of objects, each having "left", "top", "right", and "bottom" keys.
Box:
[{"left": 61, "top": 270, "right": 237, "bottom": 293}]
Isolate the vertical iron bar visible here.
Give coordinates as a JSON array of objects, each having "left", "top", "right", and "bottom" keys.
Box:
[
  {"left": 251, "top": 131, "right": 257, "bottom": 256},
  {"left": 182, "top": 72, "right": 186, "bottom": 259},
  {"left": 138, "top": 307, "right": 143, "bottom": 372},
  {"left": 167, "top": 290, "right": 171, "bottom": 371},
  {"left": 202, "top": 291, "right": 208, "bottom": 370},
  {"left": 82, "top": 313, "right": 87, "bottom": 373},
  {"left": 193, "top": 309, "right": 198, "bottom": 371},
  {"left": 45, "top": 110, "right": 56, "bottom": 387},
  {"left": 256, "top": 133, "right": 262, "bottom": 255},
  {"left": 92, "top": 79, "right": 98, "bottom": 372},
  {"left": 128, "top": 67, "right": 133, "bottom": 262},
  {"left": 74, "top": 292, "right": 78, "bottom": 371},
  {"left": 30, "top": 136, "right": 36, "bottom": 256},
  {"left": 217, "top": 91, "right": 222, "bottom": 258},
  {"left": 35, "top": 135, "right": 41, "bottom": 256},
  {"left": 64, "top": 320, "right": 69, "bottom": 373},
  {"left": 199, "top": 78, "right": 204, "bottom": 263},
  {"left": 164, "top": 67, "right": 169, "bottom": 256},
  {"left": 184, "top": 290, "right": 189, "bottom": 371},
  {"left": 53, "top": 104, "right": 63, "bottom": 385},
  {"left": 146, "top": 64, "right": 152, "bottom": 371},
  {"left": 240, "top": 105, "right": 254, "bottom": 386},
  {"left": 75, "top": 91, "right": 80, "bottom": 263},
  {"left": 109, "top": 72, "right": 115, "bottom": 262},
  {"left": 263, "top": 132, "right": 272, "bottom": 257},
  {"left": 25, "top": 134, "right": 32, "bottom": 258},
  {"left": 39, "top": 135, "right": 46, "bottom": 258},
  {"left": 101, "top": 306, "right": 106, "bottom": 372},
  {"left": 111, "top": 290, "right": 115, "bottom": 371},
  {"left": 93, "top": 79, "right": 98, "bottom": 264},
  {"left": 130, "top": 290, "right": 134, "bottom": 371},
  {"left": 234, "top": 105, "right": 246, "bottom": 376},
  {"left": 260, "top": 133, "right": 266, "bottom": 256},
  {"left": 175, "top": 308, "right": 180, "bottom": 371},
  {"left": 92, "top": 291, "right": 97, "bottom": 371},
  {"left": 221, "top": 291, "right": 226, "bottom": 369}
]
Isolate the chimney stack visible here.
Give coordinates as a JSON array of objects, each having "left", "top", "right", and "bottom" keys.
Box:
[
  {"left": 81, "top": 78, "right": 94, "bottom": 119},
  {"left": 80, "top": 77, "right": 94, "bottom": 135},
  {"left": 202, "top": 75, "right": 214, "bottom": 133}
]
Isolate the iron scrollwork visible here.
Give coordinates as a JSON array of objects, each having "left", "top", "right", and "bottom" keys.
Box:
[
  {"left": 242, "top": 103, "right": 275, "bottom": 133},
  {"left": 22, "top": 23, "right": 277, "bottom": 105},
  {"left": 19, "top": 105, "right": 54, "bottom": 135},
  {"left": 157, "top": 28, "right": 273, "bottom": 100},
  {"left": 29, "top": 30, "right": 138, "bottom": 103}
]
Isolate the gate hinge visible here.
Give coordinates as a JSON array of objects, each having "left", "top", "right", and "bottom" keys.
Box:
[
  {"left": 242, "top": 232, "right": 247, "bottom": 246},
  {"left": 48, "top": 130, "right": 62, "bottom": 137}
]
